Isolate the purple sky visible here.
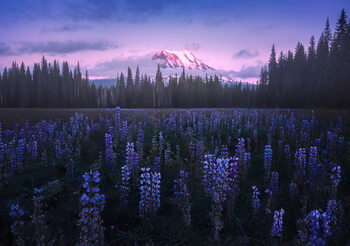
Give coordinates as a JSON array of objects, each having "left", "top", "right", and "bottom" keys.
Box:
[{"left": 0, "top": 0, "right": 349, "bottom": 83}]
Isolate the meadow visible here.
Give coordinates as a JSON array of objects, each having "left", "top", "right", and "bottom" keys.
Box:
[{"left": 0, "top": 108, "right": 349, "bottom": 245}]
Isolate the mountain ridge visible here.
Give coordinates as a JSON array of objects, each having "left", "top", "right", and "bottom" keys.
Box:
[{"left": 152, "top": 49, "right": 214, "bottom": 71}]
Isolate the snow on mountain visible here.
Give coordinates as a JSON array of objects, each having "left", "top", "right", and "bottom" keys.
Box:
[{"left": 152, "top": 49, "right": 215, "bottom": 71}]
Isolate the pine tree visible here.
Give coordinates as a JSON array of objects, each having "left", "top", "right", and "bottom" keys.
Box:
[
  {"left": 155, "top": 64, "right": 164, "bottom": 107},
  {"left": 126, "top": 67, "right": 134, "bottom": 107}
]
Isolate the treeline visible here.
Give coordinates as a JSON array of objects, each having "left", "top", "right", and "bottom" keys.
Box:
[
  {"left": 0, "top": 59, "right": 96, "bottom": 108},
  {"left": 0, "top": 59, "right": 256, "bottom": 108},
  {"left": 257, "top": 9, "right": 350, "bottom": 108},
  {"left": 0, "top": 9, "right": 349, "bottom": 108}
]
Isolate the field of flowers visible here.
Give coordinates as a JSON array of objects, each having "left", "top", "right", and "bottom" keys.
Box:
[{"left": 0, "top": 108, "right": 349, "bottom": 245}]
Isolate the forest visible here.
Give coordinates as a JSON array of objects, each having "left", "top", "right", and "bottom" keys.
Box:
[{"left": 0, "top": 9, "right": 349, "bottom": 109}]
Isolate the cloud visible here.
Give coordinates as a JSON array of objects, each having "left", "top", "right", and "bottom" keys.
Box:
[
  {"left": 0, "top": 0, "right": 236, "bottom": 25},
  {"left": 0, "top": 40, "right": 119, "bottom": 56},
  {"left": 234, "top": 48, "right": 259, "bottom": 58},
  {"left": 219, "top": 65, "right": 261, "bottom": 80},
  {"left": 234, "top": 65, "right": 261, "bottom": 78},
  {"left": 185, "top": 42, "right": 201, "bottom": 51},
  {"left": 41, "top": 24, "right": 92, "bottom": 33},
  {"left": 91, "top": 53, "right": 156, "bottom": 77},
  {"left": 0, "top": 43, "right": 15, "bottom": 56},
  {"left": 16, "top": 40, "right": 118, "bottom": 55}
]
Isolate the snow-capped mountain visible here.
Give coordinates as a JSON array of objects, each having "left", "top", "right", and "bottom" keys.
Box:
[{"left": 152, "top": 50, "right": 215, "bottom": 70}]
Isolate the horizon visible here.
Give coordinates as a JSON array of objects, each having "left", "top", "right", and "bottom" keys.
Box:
[{"left": 0, "top": 0, "right": 349, "bottom": 83}]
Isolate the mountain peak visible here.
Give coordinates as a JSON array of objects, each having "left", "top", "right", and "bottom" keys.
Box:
[{"left": 152, "top": 49, "right": 214, "bottom": 70}]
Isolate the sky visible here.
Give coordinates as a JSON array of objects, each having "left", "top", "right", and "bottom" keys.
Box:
[{"left": 0, "top": 0, "right": 349, "bottom": 83}]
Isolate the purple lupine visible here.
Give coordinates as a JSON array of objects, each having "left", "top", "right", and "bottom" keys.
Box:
[
  {"left": 151, "top": 135, "right": 158, "bottom": 159},
  {"left": 9, "top": 203, "right": 25, "bottom": 246},
  {"left": 120, "top": 121, "right": 128, "bottom": 144},
  {"left": 0, "top": 141, "right": 4, "bottom": 170},
  {"left": 226, "top": 158, "right": 240, "bottom": 216},
  {"left": 270, "top": 208, "right": 285, "bottom": 238},
  {"left": 330, "top": 165, "right": 341, "bottom": 197},
  {"left": 114, "top": 107, "right": 121, "bottom": 130},
  {"left": 78, "top": 170, "right": 105, "bottom": 245},
  {"left": 55, "top": 139, "right": 62, "bottom": 160},
  {"left": 154, "top": 156, "right": 161, "bottom": 172},
  {"left": 164, "top": 142, "right": 171, "bottom": 164},
  {"left": 264, "top": 145, "right": 273, "bottom": 183},
  {"left": 119, "top": 164, "right": 130, "bottom": 206},
  {"left": 126, "top": 142, "right": 139, "bottom": 179},
  {"left": 174, "top": 170, "right": 191, "bottom": 227},
  {"left": 136, "top": 129, "right": 144, "bottom": 161},
  {"left": 295, "top": 148, "right": 307, "bottom": 181},
  {"left": 326, "top": 200, "right": 338, "bottom": 227},
  {"left": 235, "top": 138, "right": 245, "bottom": 161},
  {"left": 32, "top": 140, "right": 38, "bottom": 161},
  {"left": 252, "top": 186, "right": 260, "bottom": 214},
  {"left": 105, "top": 133, "right": 114, "bottom": 166},
  {"left": 32, "top": 188, "right": 48, "bottom": 245},
  {"left": 8, "top": 136, "right": 17, "bottom": 174},
  {"left": 16, "top": 139, "right": 25, "bottom": 169},
  {"left": 235, "top": 138, "right": 251, "bottom": 176},
  {"left": 202, "top": 154, "right": 229, "bottom": 201},
  {"left": 221, "top": 145, "right": 228, "bottom": 159},
  {"left": 305, "top": 209, "right": 331, "bottom": 245},
  {"left": 189, "top": 140, "right": 196, "bottom": 161},
  {"left": 195, "top": 140, "right": 204, "bottom": 160},
  {"left": 139, "top": 168, "right": 161, "bottom": 217},
  {"left": 158, "top": 132, "right": 164, "bottom": 161},
  {"left": 308, "top": 147, "right": 317, "bottom": 184}
]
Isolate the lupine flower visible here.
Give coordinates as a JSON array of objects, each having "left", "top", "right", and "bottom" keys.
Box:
[
  {"left": 308, "top": 147, "right": 317, "bottom": 183},
  {"left": 252, "top": 186, "right": 260, "bottom": 214},
  {"left": 16, "top": 139, "right": 25, "bottom": 169},
  {"left": 174, "top": 170, "right": 191, "bottom": 227},
  {"left": 264, "top": 145, "right": 273, "bottom": 182},
  {"left": 151, "top": 135, "right": 158, "bottom": 159},
  {"left": 9, "top": 203, "right": 25, "bottom": 246},
  {"left": 119, "top": 164, "right": 130, "bottom": 206},
  {"left": 221, "top": 145, "right": 228, "bottom": 159},
  {"left": 55, "top": 139, "right": 62, "bottom": 160},
  {"left": 114, "top": 107, "right": 121, "bottom": 130},
  {"left": 159, "top": 132, "right": 164, "bottom": 160},
  {"left": 295, "top": 148, "right": 307, "bottom": 181},
  {"left": 330, "top": 165, "right": 341, "bottom": 197},
  {"left": 305, "top": 209, "right": 331, "bottom": 245},
  {"left": 32, "top": 188, "right": 48, "bottom": 246},
  {"left": 139, "top": 168, "right": 161, "bottom": 217},
  {"left": 189, "top": 140, "right": 196, "bottom": 161},
  {"left": 32, "top": 140, "right": 38, "bottom": 161},
  {"left": 326, "top": 200, "right": 337, "bottom": 227},
  {"left": 136, "top": 129, "right": 144, "bottom": 161},
  {"left": 164, "top": 142, "right": 171, "bottom": 164},
  {"left": 78, "top": 170, "right": 105, "bottom": 245},
  {"left": 154, "top": 157, "right": 161, "bottom": 172},
  {"left": 126, "top": 142, "right": 139, "bottom": 178},
  {"left": 195, "top": 140, "right": 204, "bottom": 160},
  {"left": 270, "top": 208, "right": 285, "bottom": 238},
  {"left": 105, "top": 133, "right": 114, "bottom": 166}
]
